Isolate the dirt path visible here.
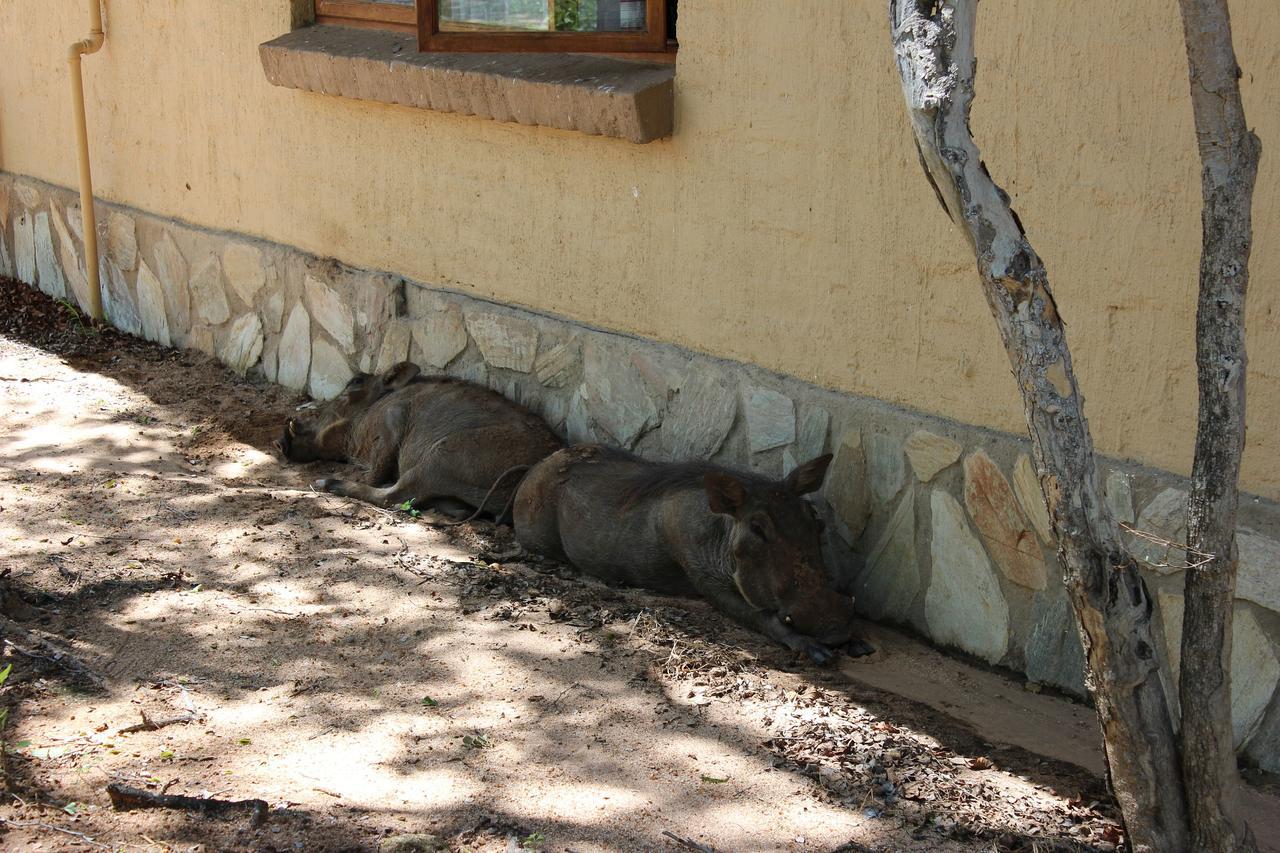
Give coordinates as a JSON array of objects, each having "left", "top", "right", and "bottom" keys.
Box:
[{"left": 0, "top": 278, "right": 1272, "bottom": 852}]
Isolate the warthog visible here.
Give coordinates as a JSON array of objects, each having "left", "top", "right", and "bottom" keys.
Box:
[
  {"left": 513, "top": 445, "right": 871, "bottom": 663},
  {"left": 276, "top": 362, "right": 562, "bottom": 518}
]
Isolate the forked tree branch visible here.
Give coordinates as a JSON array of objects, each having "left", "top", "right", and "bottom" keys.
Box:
[{"left": 887, "top": 2, "right": 1189, "bottom": 849}]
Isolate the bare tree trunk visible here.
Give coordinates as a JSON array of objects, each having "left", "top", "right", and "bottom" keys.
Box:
[
  {"left": 1176, "top": 2, "right": 1261, "bottom": 851},
  {"left": 887, "top": 3, "right": 1189, "bottom": 849}
]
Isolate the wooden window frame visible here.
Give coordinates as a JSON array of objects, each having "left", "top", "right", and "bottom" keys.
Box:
[
  {"left": 315, "top": 1, "right": 417, "bottom": 34},
  {"left": 314, "top": 2, "right": 675, "bottom": 58},
  {"left": 419, "top": 0, "right": 671, "bottom": 54}
]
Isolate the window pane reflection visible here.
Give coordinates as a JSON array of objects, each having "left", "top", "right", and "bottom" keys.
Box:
[{"left": 439, "top": 0, "right": 648, "bottom": 33}]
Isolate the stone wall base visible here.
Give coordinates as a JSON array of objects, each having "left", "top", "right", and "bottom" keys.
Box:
[{"left": 2, "top": 171, "right": 1278, "bottom": 773}]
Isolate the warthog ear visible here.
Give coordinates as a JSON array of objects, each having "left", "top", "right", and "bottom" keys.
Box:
[
  {"left": 785, "top": 453, "right": 833, "bottom": 496},
  {"left": 381, "top": 361, "right": 422, "bottom": 390},
  {"left": 314, "top": 419, "right": 349, "bottom": 452},
  {"left": 705, "top": 471, "right": 748, "bottom": 516}
]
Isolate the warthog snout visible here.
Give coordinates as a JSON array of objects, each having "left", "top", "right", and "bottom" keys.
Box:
[{"left": 708, "top": 454, "right": 860, "bottom": 651}]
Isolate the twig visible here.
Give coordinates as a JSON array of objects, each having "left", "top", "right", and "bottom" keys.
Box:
[
  {"left": 1119, "top": 523, "right": 1217, "bottom": 570},
  {"left": 546, "top": 683, "right": 579, "bottom": 710},
  {"left": 118, "top": 710, "right": 198, "bottom": 734},
  {"left": 106, "top": 782, "right": 269, "bottom": 826},
  {"left": 661, "top": 830, "right": 716, "bottom": 852},
  {"left": 0, "top": 817, "right": 110, "bottom": 849}
]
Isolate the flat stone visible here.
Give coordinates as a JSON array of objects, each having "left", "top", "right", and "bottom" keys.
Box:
[
  {"left": 262, "top": 291, "right": 285, "bottom": 334},
  {"left": 262, "top": 337, "right": 280, "bottom": 383},
  {"left": 152, "top": 232, "right": 191, "bottom": 335},
  {"left": 1158, "top": 593, "right": 1280, "bottom": 747},
  {"left": 188, "top": 325, "right": 216, "bottom": 356},
  {"left": 824, "top": 430, "right": 870, "bottom": 545},
  {"left": 277, "top": 304, "right": 312, "bottom": 391},
  {"left": 539, "top": 393, "right": 569, "bottom": 432},
  {"left": 796, "top": 407, "right": 831, "bottom": 462},
  {"left": 310, "top": 338, "right": 354, "bottom": 400},
  {"left": 926, "top": 489, "right": 1010, "bottom": 664},
  {"left": 189, "top": 255, "right": 231, "bottom": 325},
  {"left": 964, "top": 450, "right": 1047, "bottom": 590},
  {"left": 105, "top": 211, "right": 137, "bottom": 271},
  {"left": 1127, "top": 487, "right": 1188, "bottom": 575},
  {"left": 1023, "top": 590, "right": 1088, "bottom": 697},
  {"left": 630, "top": 348, "right": 686, "bottom": 404},
  {"left": 854, "top": 489, "right": 918, "bottom": 622},
  {"left": 1105, "top": 470, "right": 1135, "bottom": 525},
  {"left": 811, "top": 495, "right": 859, "bottom": 591},
  {"left": 534, "top": 338, "right": 581, "bottom": 388},
  {"left": 781, "top": 447, "right": 800, "bottom": 477},
  {"left": 374, "top": 319, "right": 413, "bottom": 373},
  {"left": 466, "top": 311, "right": 539, "bottom": 373},
  {"left": 742, "top": 386, "right": 795, "bottom": 453},
  {"left": 354, "top": 271, "right": 398, "bottom": 336},
  {"left": 34, "top": 212, "right": 65, "bottom": 299},
  {"left": 304, "top": 273, "right": 355, "bottom": 353},
  {"left": 222, "top": 243, "right": 268, "bottom": 306},
  {"left": 65, "top": 202, "right": 84, "bottom": 243},
  {"left": 101, "top": 261, "right": 141, "bottom": 336},
  {"left": 1012, "top": 454, "right": 1054, "bottom": 545},
  {"left": 1244, "top": 703, "right": 1280, "bottom": 774},
  {"left": 218, "top": 314, "right": 263, "bottom": 375},
  {"left": 260, "top": 26, "right": 676, "bottom": 144},
  {"left": 867, "top": 433, "right": 905, "bottom": 507},
  {"left": 14, "top": 184, "right": 40, "bottom": 210},
  {"left": 904, "top": 430, "right": 961, "bottom": 482},
  {"left": 411, "top": 301, "right": 468, "bottom": 369},
  {"left": 50, "top": 205, "right": 90, "bottom": 311},
  {"left": 565, "top": 389, "right": 593, "bottom": 444},
  {"left": 14, "top": 209, "right": 35, "bottom": 284},
  {"left": 135, "top": 261, "right": 171, "bottom": 347},
  {"left": 1237, "top": 530, "right": 1280, "bottom": 613},
  {"left": 663, "top": 362, "right": 737, "bottom": 460},
  {"left": 582, "top": 338, "right": 660, "bottom": 448}
]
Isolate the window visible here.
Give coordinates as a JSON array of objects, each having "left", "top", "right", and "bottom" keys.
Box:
[
  {"left": 315, "top": 1, "right": 676, "bottom": 55},
  {"left": 421, "top": 1, "right": 674, "bottom": 53}
]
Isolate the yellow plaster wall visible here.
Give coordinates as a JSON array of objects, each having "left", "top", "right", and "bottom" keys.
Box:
[{"left": 2, "top": 1, "right": 1279, "bottom": 497}]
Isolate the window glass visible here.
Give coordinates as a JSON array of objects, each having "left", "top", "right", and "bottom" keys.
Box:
[{"left": 440, "top": 0, "right": 649, "bottom": 34}]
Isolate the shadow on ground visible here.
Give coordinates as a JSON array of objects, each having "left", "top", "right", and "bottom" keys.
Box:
[{"left": 0, "top": 275, "right": 1179, "bottom": 851}]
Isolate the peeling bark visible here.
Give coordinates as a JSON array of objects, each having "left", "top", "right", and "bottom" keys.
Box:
[
  {"left": 887, "top": 3, "right": 1189, "bottom": 849},
  {"left": 1176, "top": 1, "right": 1261, "bottom": 851}
]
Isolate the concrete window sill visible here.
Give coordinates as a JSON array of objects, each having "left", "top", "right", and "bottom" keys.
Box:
[{"left": 259, "top": 26, "right": 675, "bottom": 144}]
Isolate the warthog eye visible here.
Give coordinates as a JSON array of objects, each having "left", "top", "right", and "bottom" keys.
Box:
[
  {"left": 783, "top": 615, "right": 793, "bottom": 625},
  {"left": 749, "top": 520, "right": 769, "bottom": 540}
]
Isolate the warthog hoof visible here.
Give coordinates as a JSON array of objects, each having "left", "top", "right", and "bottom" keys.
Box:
[
  {"left": 844, "top": 638, "right": 876, "bottom": 658},
  {"left": 803, "top": 641, "right": 836, "bottom": 666},
  {"left": 312, "top": 477, "right": 339, "bottom": 492}
]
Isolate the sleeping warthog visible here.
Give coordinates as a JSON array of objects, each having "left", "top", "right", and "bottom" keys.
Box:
[
  {"left": 277, "top": 362, "right": 562, "bottom": 517},
  {"left": 513, "top": 445, "right": 871, "bottom": 663}
]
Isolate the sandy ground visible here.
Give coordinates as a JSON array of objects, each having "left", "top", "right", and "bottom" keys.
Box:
[{"left": 0, "top": 279, "right": 1274, "bottom": 852}]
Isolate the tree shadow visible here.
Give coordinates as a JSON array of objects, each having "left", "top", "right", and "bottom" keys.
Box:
[{"left": 0, "top": 278, "right": 1125, "bottom": 851}]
